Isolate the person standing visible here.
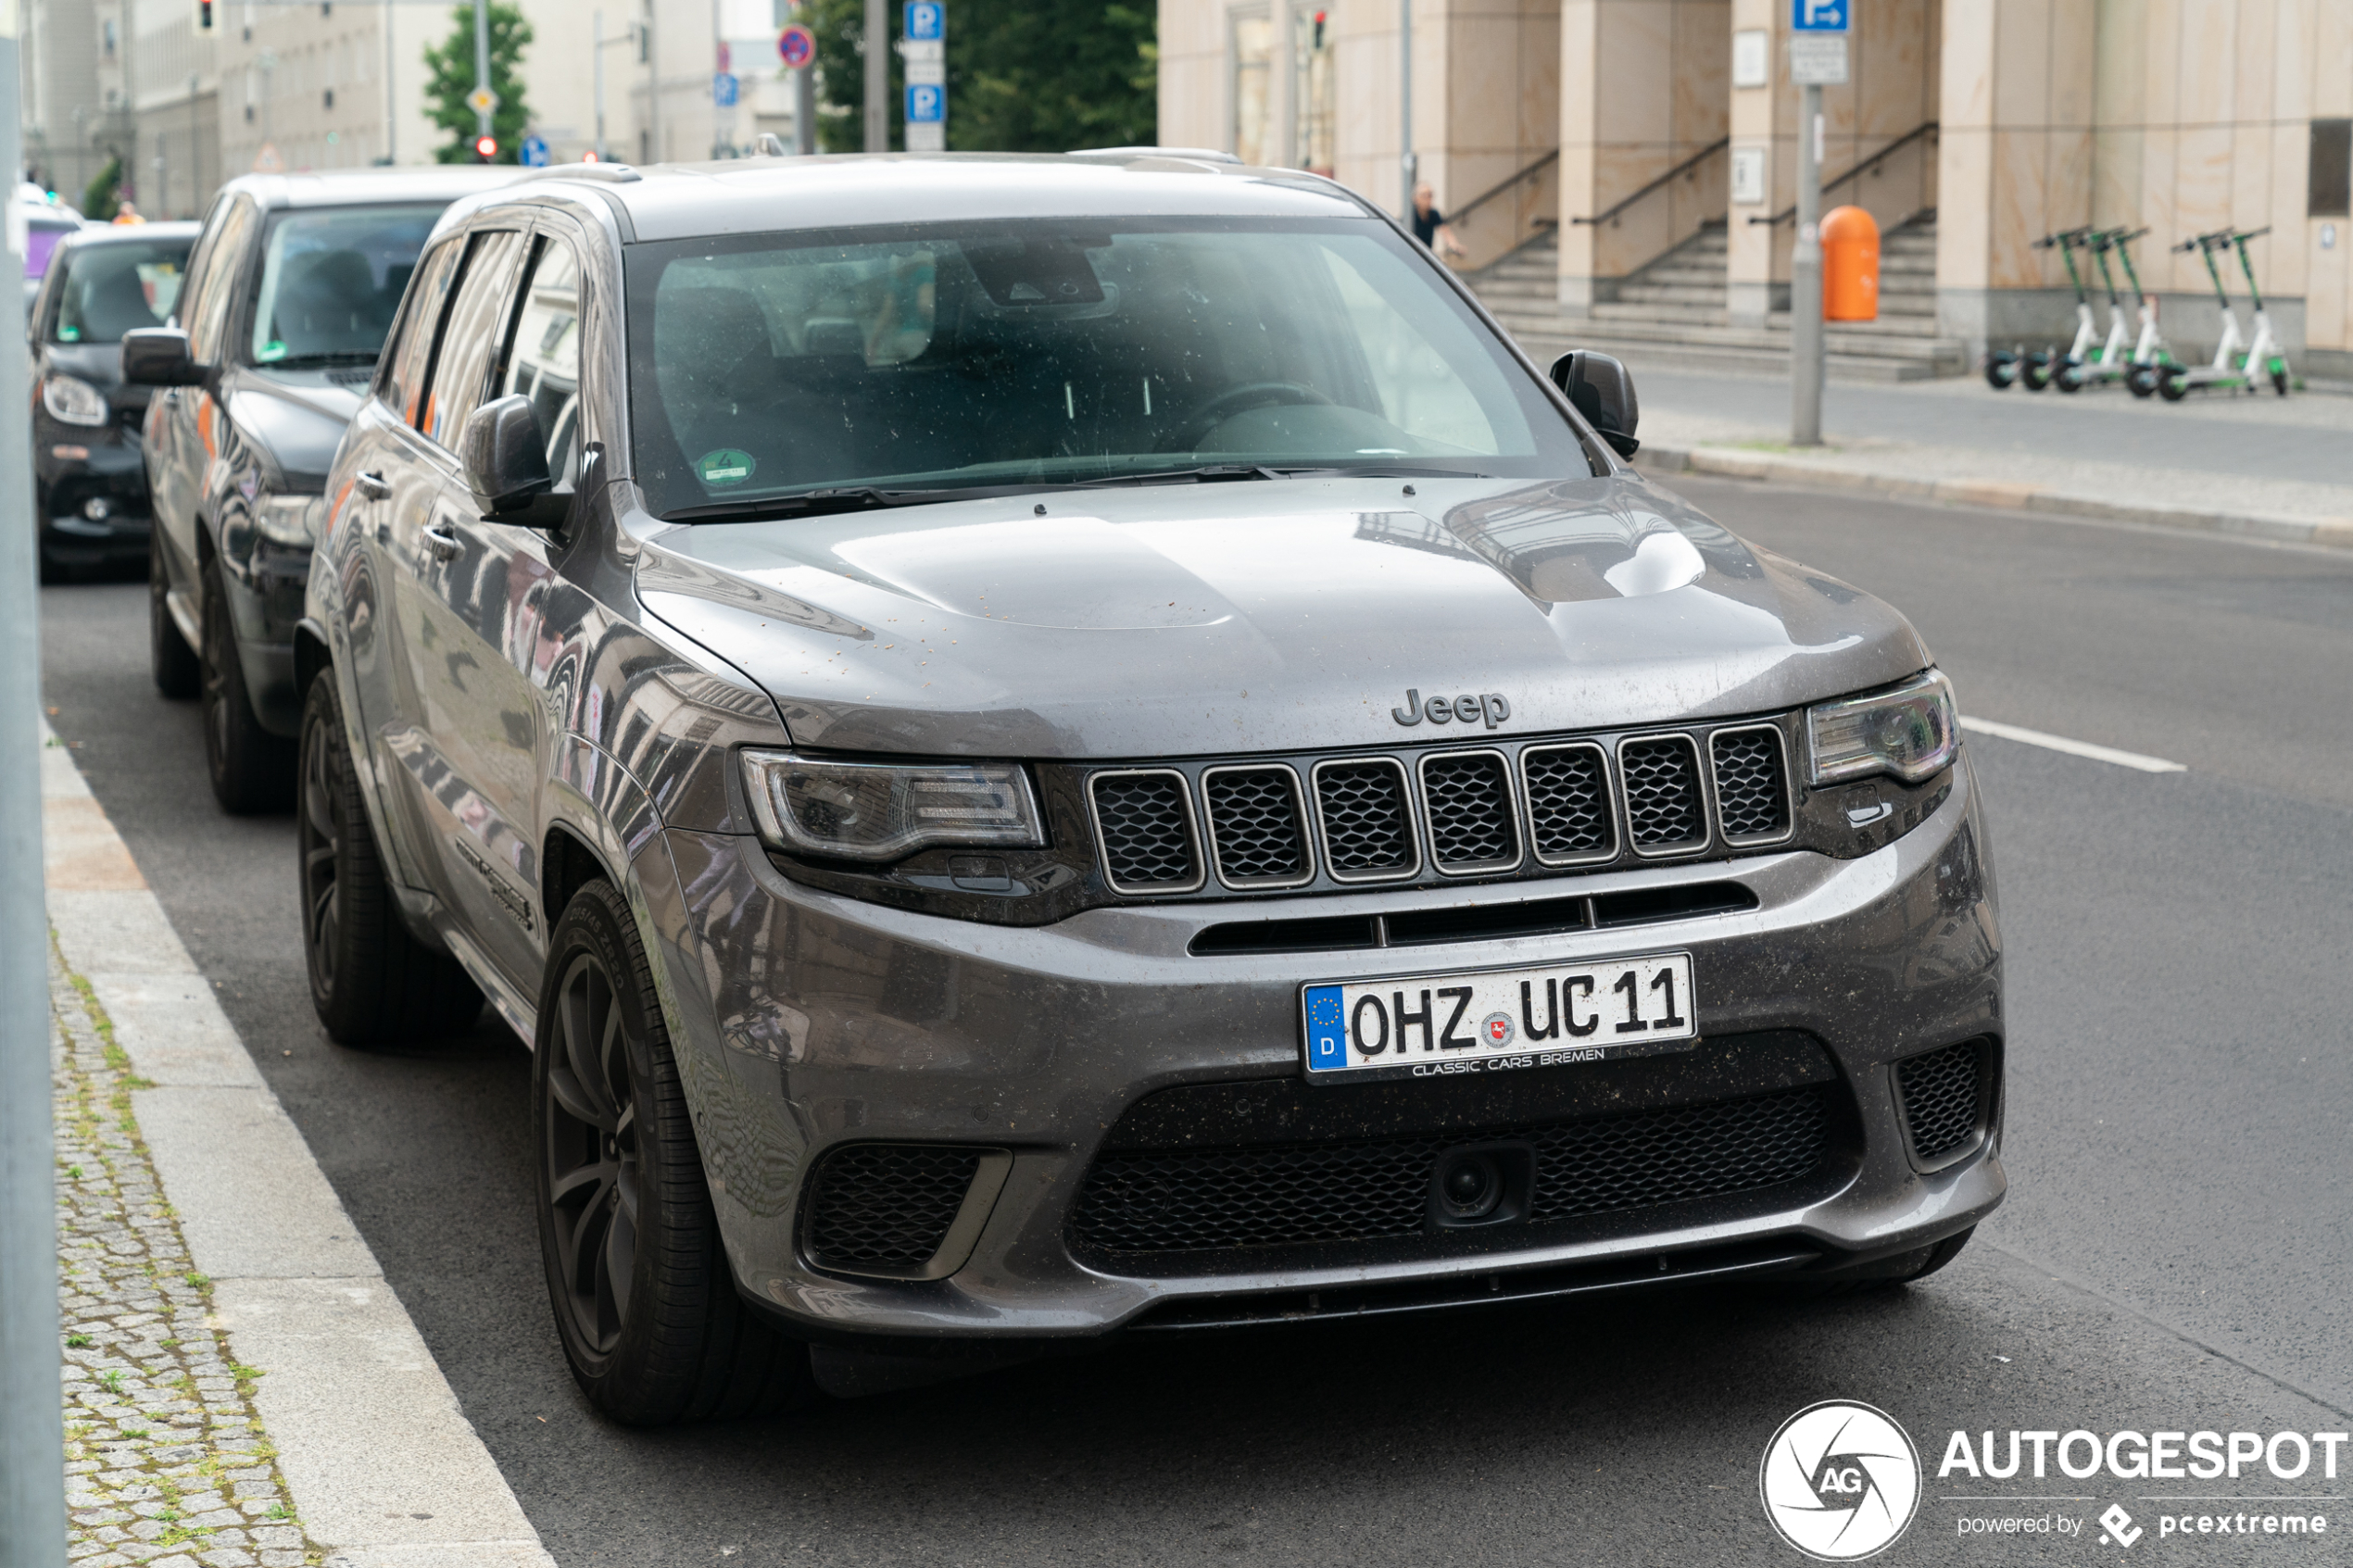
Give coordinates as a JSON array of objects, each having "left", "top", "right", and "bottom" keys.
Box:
[{"left": 1411, "top": 183, "right": 1464, "bottom": 259}]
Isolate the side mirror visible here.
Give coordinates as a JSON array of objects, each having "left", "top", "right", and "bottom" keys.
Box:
[
  {"left": 1547, "top": 350, "right": 1641, "bottom": 459},
  {"left": 460, "top": 394, "right": 554, "bottom": 517},
  {"left": 121, "top": 328, "right": 206, "bottom": 387}
]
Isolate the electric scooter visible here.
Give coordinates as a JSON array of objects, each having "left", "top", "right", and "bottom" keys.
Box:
[
  {"left": 2158, "top": 228, "right": 2290, "bottom": 399},
  {"left": 2021, "top": 228, "right": 2096, "bottom": 391},
  {"left": 2055, "top": 229, "right": 2135, "bottom": 391},
  {"left": 2109, "top": 229, "right": 2183, "bottom": 397}
]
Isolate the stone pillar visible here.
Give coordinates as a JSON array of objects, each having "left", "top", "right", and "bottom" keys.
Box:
[
  {"left": 1557, "top": 0, "right": 1729, "bottom": 315},
  {"left": 1724, "top": 0, "right": 1794, "bottom": 327},
  {"left": 1932, "top": 0, "right": 2095, "bottom": 361}
]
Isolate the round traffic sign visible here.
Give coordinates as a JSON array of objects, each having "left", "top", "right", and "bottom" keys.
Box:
[
  {"left": 466, "top": 84, "right": 500, "bottom": 114},
  {"left": 778, "top": 24, "right": 815, "bottom": 69}
]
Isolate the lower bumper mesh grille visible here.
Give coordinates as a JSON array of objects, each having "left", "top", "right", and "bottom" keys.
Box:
[
  {"left": 1067, "top": 1085, "right": 1831, "bottom": 1257},
  {"left": 804, "top": 1144, "right": 982, "bottom": 1273},
  {"left": 1896, "top": 1039, "right": 1989, "bottom": 1161}
]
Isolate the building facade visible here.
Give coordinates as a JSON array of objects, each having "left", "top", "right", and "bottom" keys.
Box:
[{"left": 1160, "top": 0, "right": 2353, "bottom": 379}]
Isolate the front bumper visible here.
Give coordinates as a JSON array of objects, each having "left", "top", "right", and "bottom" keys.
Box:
[
  {"left": 35, "top": 418, "right": 152, "bottom": 564},
  {"left": 639, "top": 752, "right": 2004, "bottom": 1342}
]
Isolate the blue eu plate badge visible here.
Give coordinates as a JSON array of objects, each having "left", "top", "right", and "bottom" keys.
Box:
[{"left": 1304, "top": 985, "right": 1347, "bottom": 1072}]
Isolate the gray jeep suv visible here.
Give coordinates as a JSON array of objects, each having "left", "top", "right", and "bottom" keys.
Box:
[{"left": 298, "top": 153, "right": 2004, "bottom": 1424}]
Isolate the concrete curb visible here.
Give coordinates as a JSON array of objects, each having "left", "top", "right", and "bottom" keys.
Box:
[
  {"left": 40, "top": 725, "right": 558, "bottom": 1568},
  {"left": 1635, "top": 442, "right": 2353, "bottom": 552}
]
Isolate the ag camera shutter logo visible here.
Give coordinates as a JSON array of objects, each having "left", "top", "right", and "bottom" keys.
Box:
[{"left": 1760, "top": 1400, "right": 1922, "bottom": 1560}]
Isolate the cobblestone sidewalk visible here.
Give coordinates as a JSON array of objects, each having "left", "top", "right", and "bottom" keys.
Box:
[{"left": 51, "top": 951, "right": 324, "bottom": 1568}]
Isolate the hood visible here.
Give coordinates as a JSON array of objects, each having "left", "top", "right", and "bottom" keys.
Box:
[
  {"left": 635, "top": 473, "right": 1932, "bottom": 759},
  {"left": 224, "top": 367, "right": 367, "bottom": 491}
]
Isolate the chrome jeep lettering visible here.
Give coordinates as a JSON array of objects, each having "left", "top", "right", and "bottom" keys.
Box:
[{"left": 1390, "top": 690, "right": 1513, "bottom": 729}]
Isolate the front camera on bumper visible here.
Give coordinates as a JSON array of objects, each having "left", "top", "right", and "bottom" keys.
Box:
[{"left": 742, "top": 751, "right": 1047, "bottom": 863}]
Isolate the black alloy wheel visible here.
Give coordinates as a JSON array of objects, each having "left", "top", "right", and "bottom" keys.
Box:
[
  {"left": 296, "top": 671, "right": 483, "bottom": 1045},
  {"left": 150, "top": 531, "right": 200, "bottom": 698},
  {"left": 199, "top": 556, "right": 296, "bottom": 812},
  {"left": 534, "top": 880, "right": 816, "bottom": 1425}
]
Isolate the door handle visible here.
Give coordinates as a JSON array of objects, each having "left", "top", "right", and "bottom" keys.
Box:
[
  {"left": 422, "top": 522, "right": 461, "bottom": 563},
  {"left": 354, "top": 470, "right": 392, "bottom": 500}
]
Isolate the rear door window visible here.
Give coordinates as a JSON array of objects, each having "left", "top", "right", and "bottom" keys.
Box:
[{"left": 377, "top": 237, "right": 466, "bottom": 428}]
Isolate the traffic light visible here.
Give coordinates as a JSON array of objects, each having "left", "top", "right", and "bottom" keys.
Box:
[
  {"left": 195, "top": 0, "right": 213, "bottom": 28},
  {"left": 474, "top": 133, "right": 499, "bottom": 162}
]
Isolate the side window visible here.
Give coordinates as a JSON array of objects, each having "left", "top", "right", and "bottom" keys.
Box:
[
  {"left": 420, "top": 230, "right": 523, "bottom": 449},
  {"left": 492, "top": 235, "right": 586, "bottom": 490},
  {"left": 377, "top": 237, "right": 465, "bottom": 425},
  {"left": 185, "top": 196, "right": 258, "bottom": 364},
  {"left": 167, "top": 194, "right": 232, "bottom": 330}
]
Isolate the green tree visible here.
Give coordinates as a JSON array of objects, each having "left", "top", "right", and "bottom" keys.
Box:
[
  {"left": 82, "top": 156, "right": 122, "bottom": 222},
  {"left": 805, "top": 0, "right": 1154, "bottom": 155},
  {"left": 422, "top": 3, "right": 535, "bottom": 163}
]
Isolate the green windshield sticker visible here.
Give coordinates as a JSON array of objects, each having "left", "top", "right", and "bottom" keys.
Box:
[
  {"left": 258, "top": 340, "right": 288, "bottom": 362},
  {"left": 57, "top": 325, "right": 79, "bottom": 341},
  {"left": 697, "top": 449, "right": 756, "bottom": 488}
]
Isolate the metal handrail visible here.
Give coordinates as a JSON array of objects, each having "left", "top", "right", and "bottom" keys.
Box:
[
  {"left": 1448, "top": 147, "right": 1561, "bottom": 229},
  {"left": 1569, "top": 136, "right": 1731, "bottom": 227},
  {"left": 1747, "top": 120, "right": 1939, "bottom": 226}
]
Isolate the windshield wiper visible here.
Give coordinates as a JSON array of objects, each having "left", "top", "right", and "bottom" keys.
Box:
[
  {"left": 662, "top": 484, "right": 1026, "bottom": 524},
  {"left": 258, "top": 351, "right": 380, "bottom": 369},
  {"left": 1076, "top": 464, "right": 1287, "bottom": 487}
]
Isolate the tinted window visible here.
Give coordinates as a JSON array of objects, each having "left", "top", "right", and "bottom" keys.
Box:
[
  {"left": 247, "top": 203, "right": 443, "bottom": 367},
  {"left": 53, "top": 238, "right": 192, "bottom": 344},
  {"left": 377, "top": 237, "right": 465, "bottom": 427},
  {"left": 2312, "top": 119, "right": 2352, "bottom": 219},
  {"left": 421, "top": 230, "right": 524, "bottom": 448},
  {"left": 493, "top": 235, "right": 586, "bottom": 489},
  {"left": 623, "top": 217, "right": 1590, "bottom": 519},
  {"left": 186, "top": 196, "right": 259, "bottom": 363}
]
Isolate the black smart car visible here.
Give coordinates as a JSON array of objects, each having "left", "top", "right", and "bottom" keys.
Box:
[
  {"left": 123, "top": 168, "right": 518, "bottom": 811},
  {"left": 28, "top": 221, "right": 199, "bottom": 579}
]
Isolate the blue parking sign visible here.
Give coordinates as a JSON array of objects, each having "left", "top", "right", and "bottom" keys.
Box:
[
  {"left": 905, "top": 2, "right": 943, "bottom": 41},
  {"left": 519, "top": 134, "right": 548, "bottom": 168},
  {"left": 1792, "top": 0, "right": 1847, "bottom": 30},
  {"left": 906, "top": 82, "right": 944, "bottom": 123},
  {"left": 713, "top": 72, "right": 739, "bottom": 108}
]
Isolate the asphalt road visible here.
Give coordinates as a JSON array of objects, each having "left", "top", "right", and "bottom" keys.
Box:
[{"left": 39, "top": 483, "right": 2353, "bottom": 1566}]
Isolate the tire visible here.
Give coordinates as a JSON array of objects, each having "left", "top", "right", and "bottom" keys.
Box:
[
  {"left": 150, "top": 532, "right": 200, "bottom": 699},
  {"left": 2055, "top": 360, "right": 2084, "bottom": 393},
  {"left": 1982, "top": 353, "right": 2018, "bottom": 391},
  {"left": 2126, "top": 363, "right": 2160, "bottom": 398},
  {"left": 2271, "top": 364, "right": 2290, "bottom": 396},
  {"left": 2158, "top": 367, "right": 2191, "bottom": 402},
  {"left": 535, "top": 879, "right": 818, "bottom": 1426},
  {"left": 297, "top": 672, "right": 484, "bottom": 1046},
  {"left": 200, "top": 554, "right": 296, "bottom": 813},
  {"left": 2021, "top": 354, "right": 2054, "bottom": 391}
]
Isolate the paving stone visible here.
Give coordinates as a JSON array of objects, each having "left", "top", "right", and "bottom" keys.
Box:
[{"left": 49, "top": 964, "right": 322, "bottom": 1567}]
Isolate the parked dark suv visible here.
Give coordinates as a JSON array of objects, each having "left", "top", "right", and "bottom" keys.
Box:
[
  {"left": 28, "top": 221, "right": 198, "bottom": 579},
  {"left": 300, "top": 154, "right": 2004, "bottom": 1425},
  {"left": 124, "top": 168, "right": 518, "bottom": 810}
]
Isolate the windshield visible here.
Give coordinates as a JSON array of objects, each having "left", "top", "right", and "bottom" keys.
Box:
[
  {"left": 53, "top": 238, "right": 191, "bottom": 343},
  {"left": 247, "top": 203, "right": 442, "bottom": 366},
  {"left": 624, "top": 217, "right": 1594, "bottom": 518}
]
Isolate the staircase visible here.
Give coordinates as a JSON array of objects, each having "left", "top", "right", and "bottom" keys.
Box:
[{"left": 1471, "top": 219, "right": 1968, "bottom": 383}]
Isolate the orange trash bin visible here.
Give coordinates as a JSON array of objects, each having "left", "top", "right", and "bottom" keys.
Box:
[{"left": 1821, "top": 205, "right": 1881, "bottom": 321}]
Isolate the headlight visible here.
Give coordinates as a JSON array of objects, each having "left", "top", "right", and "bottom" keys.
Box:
[
  {"left": 741, "top": 751, "right": 1047, "bottom": 862},
  {"left": 255, "top": 493, "right": 323, "bottom": 547},
  {"left": 42, "top": 374, "right": 107, "bottom": 427},
  {"left": 1806, "top": 669, "right": 1958, "bottom": 784}
]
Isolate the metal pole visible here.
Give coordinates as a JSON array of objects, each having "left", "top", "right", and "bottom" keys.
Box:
[
  {"left": 1398, "top": 0, "right": 1413, "bottom": 215},
  {"left": 384, "top": 6, "right": 396, "bottom": 164},
  {"left": 0, "top": 15, "right": 70, "bottom": 1568},
  {"left": 863, "top": 0, "right": 887, "bottom": 152},
  {"left": 1791, "top": 82, "right": 1823, "bottom": 446},
  {"left": 593, "top": 9, "right": 606, "bottom": 160},
  {"left": 795, "top": 11, "right": 816, "bottom": 162},
  {"left": 646, "top": 0, "right": 661, "bottom": 164},
  {"left": 472, "top": 0, "right": 492, "bottom": 147}
]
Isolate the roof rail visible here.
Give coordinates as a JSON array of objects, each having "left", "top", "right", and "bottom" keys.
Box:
[
  {"left": 1067, "top": 145, "right": 1241, "bottom": 165},
  {"left": 514, "top": 162, "right": 644, "bottom": 184}
]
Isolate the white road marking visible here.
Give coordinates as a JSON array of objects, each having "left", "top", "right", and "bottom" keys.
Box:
[{"left": 1960, "top": 716, "right": 2187, "bottom": 774}]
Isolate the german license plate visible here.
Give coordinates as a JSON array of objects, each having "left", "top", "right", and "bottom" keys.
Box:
[{"left": 1301, "top": 951, "right": 1696, "bottom": 1080}]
